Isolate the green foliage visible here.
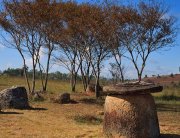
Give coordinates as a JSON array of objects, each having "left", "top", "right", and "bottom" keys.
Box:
[{"left": 3, "top": 68, "right": 24, "bottom": 77}]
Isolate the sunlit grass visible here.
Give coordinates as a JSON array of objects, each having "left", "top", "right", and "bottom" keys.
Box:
[
  {"left": 0, "top": 75, "right": 179, "bottom": 105},
  {"left": 0, "top": 75, "right": 83, "bottom": 93},
  {"left": 153, "top": 85, "right": 180, "bottom": 105}
]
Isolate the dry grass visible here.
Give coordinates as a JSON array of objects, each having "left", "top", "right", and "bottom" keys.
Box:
[
  {"left": 0, "top": 94, "right": 104, "bottom": 138},
  {"left": 0, "top": 75, "right": 83, "bottom": 93},
  {"left": 0, "top": 75, "right": 180, "bottom": 137},
  {"left": 0, "top": 94, "right": 180, "bottom": 138}
]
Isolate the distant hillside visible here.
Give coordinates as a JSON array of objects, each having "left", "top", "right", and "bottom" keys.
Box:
[{"left": 143, "top": 74, "right": 180, "bottom": 86}]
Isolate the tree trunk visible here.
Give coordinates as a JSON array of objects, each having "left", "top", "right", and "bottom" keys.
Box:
[
  {"left": 95, "top": 69, "right": 100, "bottom": 98},
  {"left": 43, "top": 50, "right": 51, "bottom": 91},
  {"left": 120, "top": 68, "right": 124, "bottom": 82},
  {"left": 80, "top": 62, "right": 87, "bottom": 91},
  {"left": 95, "top": 76, "right": 100, "bottom": 98},
  {"left": 138, "top": 73, "right": 142, "bottom": 82},
  {"left": 23, "top": 60, "right": 31, "bottom": 94},
  {"left": 72, "top": 75, "right": 77, "bottom": 92},
  {"left": 38, "top": 59, "right": 45, "bottom": 91},
  {"left": 19, "top": 49, "right": 31, "bottom": 94},
  {"left": 32, "top": 59, "right": 36, "bottom": 94},
  {"left": 70, "top": 70, "right": 75, "bottom": 92}
]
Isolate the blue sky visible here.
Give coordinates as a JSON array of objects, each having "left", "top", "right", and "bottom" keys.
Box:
[{"left": 0, "top": 0, "right": 180, "bottom": 79}]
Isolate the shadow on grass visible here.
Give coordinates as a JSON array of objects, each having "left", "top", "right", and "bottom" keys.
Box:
[
  {"left": 80, "top": 97, "right": 105, "bottom": 106},
  {"left": 15, "top": 106, "right": 48, "bottom": 111},
  {"left": 155, "top": 95, "right": 180, "bottom": 101},
  {"left": 52, "top": 99, "right": 79, "bottom": 104},
  {"left": 156, "top": 103, "right": 180, "bottom": 112},
  {"left": 74, "top": 114, "right": 103, "bottom": 125},
  {"left": 160, "top": 134, "right": 180, "bottom": 138},
  {"left": 69, "top": 100, "right": 79, "bottom": 104},
  {"left": 25, "top": 107, "right": 48, "bottom": 111},
  {"left": 0, "top": 111, "right": 23, "bottom": 114}
]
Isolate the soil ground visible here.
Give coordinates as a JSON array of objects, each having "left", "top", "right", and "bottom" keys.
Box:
[{"left": 0, "top": 93, "right": 179, "bottom": 138}]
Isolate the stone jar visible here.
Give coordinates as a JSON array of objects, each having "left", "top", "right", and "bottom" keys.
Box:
[{"left": 103, "top": 93, "right": 160, "bottom": 138}]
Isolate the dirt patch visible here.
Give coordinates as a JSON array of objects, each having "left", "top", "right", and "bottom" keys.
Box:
[{"left": 0, "top": 94, "right": 179, "bottom": 138}]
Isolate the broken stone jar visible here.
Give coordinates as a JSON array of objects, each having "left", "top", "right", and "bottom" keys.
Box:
[{"left": 102, "top": 82, "right": 163, "bottom": 138}]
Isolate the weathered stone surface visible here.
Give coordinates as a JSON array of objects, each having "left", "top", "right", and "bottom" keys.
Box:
[
  {"left": 56, "top": 93, "right": 70, "bottom": 104},
  {"left": 86, "top": 84, "right": 103, "bottom": 93},
  {"left": 103, "top": 81, "right": 163, "bottom": 96},
  {"left": 0, "top": 86, "right": 29, "bottom": 109},
  {"left": 103, "top": 94, "right": 160, "bottom": 138}
]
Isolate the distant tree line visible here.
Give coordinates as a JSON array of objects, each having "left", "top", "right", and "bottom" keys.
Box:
[
  {"left": 0, "top": 0, "right": 177, "bottom": 98},
  {"left": 1, "top": 67, "right": 78, "bottom": 81},
  {"left": 1, "top": 67, "right": 110, "bottom": 84}
]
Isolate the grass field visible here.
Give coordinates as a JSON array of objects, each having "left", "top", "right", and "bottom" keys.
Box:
[
  {"left": 0, "top": 75, "right": 180, "bottom": 138},
  {"left": 0, "top": 75, "right": 83, "bottom": 93}
]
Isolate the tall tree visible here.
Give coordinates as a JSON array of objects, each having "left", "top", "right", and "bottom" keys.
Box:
[
  {"left": 0, "top": 3, "right": 32, "bottom": 93},
  {"left": 116, "top": 1, "right": 177, "bottom": 82}
]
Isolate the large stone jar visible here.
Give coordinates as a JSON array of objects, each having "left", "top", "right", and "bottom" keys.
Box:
[{"left": 103, "top": 82, "right": 163, "bottom": 138}]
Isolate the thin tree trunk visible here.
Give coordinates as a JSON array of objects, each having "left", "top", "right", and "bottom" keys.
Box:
[
  {"left": 18, "top": 49, "right": 31, "bottom": 94},
  {"left": 70, "top": 69, "right": 75, "bottom": 92},
  {"left": 138, "top": 73, "right": 142, "bottom": 82},
  {"left": 113, "top": 52, "right": 124, "bottom": 83},
  {"left": 23, "top": 58, "right": 31, "bottom": 94},
  {"left": 120, "top": 69, "right": 124, "bottom": 82},
  {"left": 43, "top": 50, "right": 52, "bottom": 91},
  {"left": 95, "top": 67, "right": 100, "bottom": 98},
  {"left": 38, "top": 58, "right": 45, "bottom": 91},
  {"left": 80, "top": 64, "right": 87, "bottom": 91},
  {"left": 32, "top": 59, "right": 36, "bottom": 94},
  {"left": 72, "top": 73, "right": 77, "bottom": 92},
  {"left": 95, "top": 75, "right": 100, "bottom": 98}
]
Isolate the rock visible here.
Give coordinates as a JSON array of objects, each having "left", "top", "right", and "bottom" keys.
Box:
[
  {"left": 86, "top": 84, "right": 103, "bottom": 93},
  {"left": 56, "top": 93, "right": 70, "bottom": 104},
  {"left": 0, "top": 86, "right": 29, "bottom": 109},
  {"left": 103, "top": 94, "right": 160, "bottom": 138}
]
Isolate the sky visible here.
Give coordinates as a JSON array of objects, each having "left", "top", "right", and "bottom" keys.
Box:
[{"left": 0, "top": 0, "right": 180, "bottom": 79}]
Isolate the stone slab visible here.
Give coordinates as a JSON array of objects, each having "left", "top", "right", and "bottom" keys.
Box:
[{"left": 102, "top": 81, "right": 163, "bottom": 96}]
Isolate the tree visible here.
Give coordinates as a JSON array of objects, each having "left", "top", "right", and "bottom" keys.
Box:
[
  {"left": 1, "top": 0, "right": 62, "bottom": 93},
  {"left": 0, "top": 6, "right": 31, "bottom": 93},
  {"left": 116, "top": 1, "right": 177, "bottom": 82},
  {"left": 34, "top": 0, "right": 62, "bottom": 91},
  {"left": 53, "top": 2, "right": 81, "bottom": 92},
  {"left": 109, "top": 62, "right": 126, "bottom": 84},
  {"left": 77, "top": 4, "right": 112, "bottom": 98}
]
